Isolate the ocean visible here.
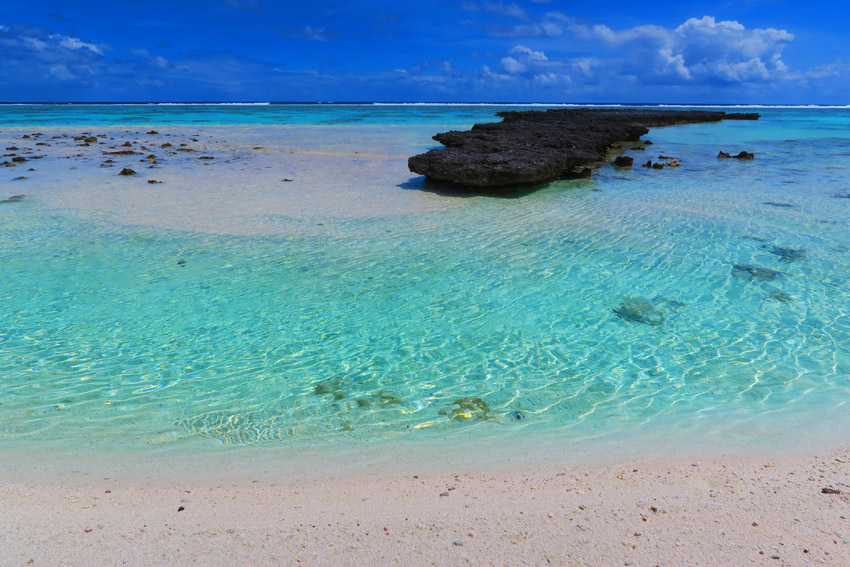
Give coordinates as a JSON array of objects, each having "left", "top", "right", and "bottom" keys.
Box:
[{"left": 1, "top": 103, "right": 849, "bottom": 474}]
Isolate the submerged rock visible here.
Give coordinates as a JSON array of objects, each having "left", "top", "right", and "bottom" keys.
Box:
[
  {"left": 732, "top": 264, "right": 784, "bottom": 281},
  {"left": 763, "top": 202, "right": 794, "bottom": 208},
  {"left": 612, "top": 297, "right": 666, "bottom": 327},
  {"left": 408, "top": 109, "right": 758, "bottom": 189},
  {"left": 312, "top": 379, "right": 345, "bottom": 400},
  {"left": 439, "top": 397, "right": 493, "bottom": 421},
  {"left": 0, "top": 194, "right": 26, "bottom": 204},
  {"left": 766, "top": 289, "right": 793, "bottom": 303},
  {"left": 375, "top": 391, "right": 403, "bottom": 407},
  {"left": 768, "top": 245, "right": 806, "bottom": 262}
]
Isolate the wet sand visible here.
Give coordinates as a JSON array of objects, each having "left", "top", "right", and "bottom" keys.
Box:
[{"left": 0, "top": 125, "right": 460, "bottom": 236}]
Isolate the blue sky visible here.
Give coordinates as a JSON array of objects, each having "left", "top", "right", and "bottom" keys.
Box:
[{"left": 1, "top": 0, "right": 848, "bottom": 103}]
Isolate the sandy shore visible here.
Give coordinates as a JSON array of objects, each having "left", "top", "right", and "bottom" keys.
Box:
[{"left": 4, "top": 446, "right": 849, "bottom": 566}]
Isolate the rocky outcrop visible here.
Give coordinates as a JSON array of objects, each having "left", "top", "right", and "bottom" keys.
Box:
[
  {"left": 408, "top": 109, "right": 759, "bottom": 189},
  {"left": 719, "top": 150, "right": 755, "bottom": 160},
  {"left": 612, "top": 155, "right": 634, "bottom": 168}
]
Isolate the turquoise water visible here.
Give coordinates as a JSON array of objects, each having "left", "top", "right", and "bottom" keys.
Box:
[{"left": 1, "top": 104, "right": 850, "bottom": 456}]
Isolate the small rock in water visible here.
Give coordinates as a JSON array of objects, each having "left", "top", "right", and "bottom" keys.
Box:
[
  {"left": 147, "top": 179, "right": 163, "bottom": 184},
  {"left": 763, "top": 201, "right": 794, "bottom": 208},
  {"left": 651, "top": 162, "right": 664, "bottom": 170},
  {"left": 822, "top": 487, "right": 841, "bottom": 494},
  {"left": 439, "top": 397, "right": 492, "bottom": 421},
  {"left": 374, "top": 391, "right": 402, "bottom": 406},
  {"left": 118, "top": 168, "right": 136, "bottom": 176},
  {"left": 611, "top": 155, "right": 634, "bottom": 168},
  {"left": 312, "top": 379, "right": 346, "bottom": 400},
  {"left": 834, "top": 193, "right": 850, "bottom": 199},
  {"left": 0, "top": 194, "right": 26, "bottom": 204},
  {"left": 718, "top": 151, "right": 731, "bottom": 159},
  {"left": 735, "top": 151, "right": 755, "bottom": 160},
  {"left": 767, "top": 245, "right": 806, "bottom": 262},
  {"left": 732, "top": 264, "right": 783, "bottom": 281},
  {"left": 766, "top": 289, "right": 793, "bottom": 303},
  {"left": 613, "top": 297, "right": 665, "bottom": 327}
]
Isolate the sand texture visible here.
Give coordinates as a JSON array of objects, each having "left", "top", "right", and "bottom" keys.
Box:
[{"left": 4, "top": 448, "right": 850, "bottom": 566}]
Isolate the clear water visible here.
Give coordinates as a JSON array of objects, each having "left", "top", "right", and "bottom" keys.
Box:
[{"left": 1, "top": 104, "right": 850, "bottom": 458}]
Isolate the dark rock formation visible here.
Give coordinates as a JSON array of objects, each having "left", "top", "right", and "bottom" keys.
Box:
[
  {"left": 118, "top": 168, "right": 136, "bottom": 176},
  {"left": 720, "top": 150, "right": 755, "bottom": 160},
  {"left": 408, "top": 109, "right": 758, "bottom": 189},
  {"left": 612, "top": 155, "right": 634, "bottom": 168}
]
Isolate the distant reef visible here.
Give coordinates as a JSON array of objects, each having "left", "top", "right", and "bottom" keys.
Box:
[{"left": 408, "top": 109, "right": 759, "bottom": 189}]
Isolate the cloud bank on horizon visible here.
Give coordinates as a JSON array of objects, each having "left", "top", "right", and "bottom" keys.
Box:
[{"left": 0, "top": 0, "right": 847, "bottom": 103}]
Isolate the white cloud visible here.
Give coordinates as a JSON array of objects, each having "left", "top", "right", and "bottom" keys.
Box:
[
  {"left": 494, "top": 44, "right": 569, "bottom": 89},
  {"left": 545, "top": 15, "right": 796, "bottom": 85},
  {"left": 500, "top": 56, "right": 525, "bottom": 73},
  {"left": 51, "top": 34, "right": 103, "bottom": 55},
  {"left": 481, "top": 13, "right": 797, "bottom": 85},
  {"left": 462, "top": 2, "right": 529, "bottom": 19},
  {"left": 509, "top": 45, "right": 547, "bottom": 61}
]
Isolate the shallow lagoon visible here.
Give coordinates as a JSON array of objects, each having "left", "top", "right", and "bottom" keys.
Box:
[{"left": 1, "top": 104, "right": 849, "bottom": 467}]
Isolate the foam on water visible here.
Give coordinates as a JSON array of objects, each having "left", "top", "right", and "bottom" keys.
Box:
[{"left": 1, "top": 105, "right": 850, "bottom": 471}]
